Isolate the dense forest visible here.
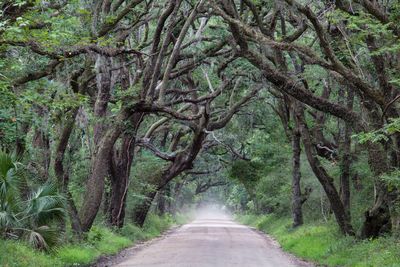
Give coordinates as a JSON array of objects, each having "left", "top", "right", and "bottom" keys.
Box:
[{"left": 1, "top": 0, "right": 400, "bottom": 266}]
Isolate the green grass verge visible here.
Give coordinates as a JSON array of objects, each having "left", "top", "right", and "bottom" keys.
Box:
[
  {"left": 237, "top": 214, "right": 400, "bottom": 267},
  {"left": 0, "top": 213, "right": 190, "bottom": 267},
  {"left": 0, "top": 239, "right": 62, "bottom": 267}
]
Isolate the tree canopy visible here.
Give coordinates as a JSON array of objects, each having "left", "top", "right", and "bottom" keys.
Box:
[{"left": 1, "top": 0, "right": 400, "bottom": 249}]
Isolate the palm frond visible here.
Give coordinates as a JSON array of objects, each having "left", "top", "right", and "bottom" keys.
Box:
[
  {"left": 23, "top": 182, "right": 67, "bottom": 226},
  {"left": 34, "top": 225, "right": 60, "bottom": 248},
  {"left": 0, "top": 151, "right": 66, "bottom": 249},
  {"left": 0, "top": 150, "right": 14, "bottom": 178},
  {"left": 21, "top": 225, "right": 60, "bottom": 250},
  {"left": 0, "top": 150, "right": 22, "bottom": 210},
  {"left": 0, "top": 210, "right": 18, "bottom": 230}
]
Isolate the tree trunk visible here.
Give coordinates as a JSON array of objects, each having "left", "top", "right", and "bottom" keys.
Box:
[
  {"left": 108, "top": 164, "right": 128, "bottom": 228},
  {"left": 157, "top": 190, "right": 166, "bottom": 215},
  {"left": 164, "top": 183, "right": 172, "bottom": 213},
  {"left": 105, "top": 52, "right": 140, "bottom": 227},
  {"left": 359, "top": 98, "right": 392, "bottom": 238},
  {"left": 296, "top": 106, "right": 354, "bottom": 235},
  {"left": 132, "top": 190, "right": 158, "bottom": 227},
  {"left": 339, "top": 137, "right": 351, "bottom": 217},
  {"left": 32, "top": 127, "right": 50, "bottom": 180},
  {"left": 15, "top": 122, "right": 29, "bottom": 157},
  {"left": 80, "top": 124, "right": 123, "bottom": 231},
  {"left": 291, "top": 126, "right": 303, "bottom": 227},
  {"left": 78, "top": 55, "right": 114, "bottom": 232},
  {"left": 171, "top": 181, "right": 184, "bottom": 214},
  {"left": 131, "top": 108, "right": 210, "bottom": 226},
  {"left": 361, "top": 142, "right": 392, "bottom": 238},
  {"left": 362, "top": 142, "right": 400, "bottom": 237},
  {"left": 54, "top": 109, "right": 83, "bottom": 235},
  {"left": 132, "top": 130, "right": 207, "bottom": 225},
  {"left": 93, "top": 55, "right": 112, "bottom": 146},
  {"left": 338, "top": 88, "right": 354, "bottom": 217},
  {"left": 108, "top": 134, "right": 136, "bottom": 228}
]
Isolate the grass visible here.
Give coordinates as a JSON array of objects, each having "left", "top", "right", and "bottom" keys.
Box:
[
  {"left": 56, "top": 245, "right": 100, "bottom": 266},
  {"left": 0, "top": 213, "right": 190, "bottom": 267},
  {"left": 237, "top": 214, "right": 400, "bottom": 267},
  {"left": 0, "top": 239, "right": 62, "bottom": 267},
  {"left": 55, "top": 225, "right": 132, "bottom": 266}
]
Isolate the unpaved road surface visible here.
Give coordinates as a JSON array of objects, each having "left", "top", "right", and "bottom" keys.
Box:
[{"left": 112, "top": 210, "right": 312, "bottom": 267}]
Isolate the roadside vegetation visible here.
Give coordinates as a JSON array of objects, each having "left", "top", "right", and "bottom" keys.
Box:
[{"left": 238, "top": 214, "right": 400, "bottom": 267}]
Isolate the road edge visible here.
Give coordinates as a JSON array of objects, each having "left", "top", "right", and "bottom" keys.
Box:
[
  {"left": 247, "top": 226, "right": 315, "bottom": 267},
  {"left": 91, "top": 225, "right": 183, "bottom": 267}
]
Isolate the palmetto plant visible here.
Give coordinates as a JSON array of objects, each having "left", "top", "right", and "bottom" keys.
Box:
[{"left": 0, "top": 150, "right": 66, "bottom": 250}]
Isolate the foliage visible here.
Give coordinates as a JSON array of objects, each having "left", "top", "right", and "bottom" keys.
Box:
[
  {"left": 0, "top": 151, "right": 66, "bottom": 250},
  {"left": 354, "top": 118, "right": 400, "bottom": 144},
  {"left": 380, "top": 169, "right": 400, "bottom": 193},
  {"left": 228, "top": 160, "right": 262, "bottom": 188}
]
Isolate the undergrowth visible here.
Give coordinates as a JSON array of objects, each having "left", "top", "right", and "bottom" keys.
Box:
[{"left": 237, "top": 214, "right": 400, "bottom": 267}]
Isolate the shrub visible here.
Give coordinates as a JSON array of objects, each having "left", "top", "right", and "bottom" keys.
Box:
[
  {"left": 119, "top": 223, "right": 146, "bottom": 241},
  {"left": 143, "top": 213, "right": 174, "bottom": 238},
  {"left": 89, "top": 226, "right": 131, "bottom": 254},
  {"left": 0, "top": 151, "right": 66, "bottom": 250}
]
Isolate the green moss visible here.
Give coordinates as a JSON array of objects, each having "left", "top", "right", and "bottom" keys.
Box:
[{"left": 237, "top": 214, "right": 400, "bottom": 267}]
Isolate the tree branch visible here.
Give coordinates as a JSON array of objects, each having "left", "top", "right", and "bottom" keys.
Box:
[{"left": 136, "top": 138, "right": 176, "bottom": 161}]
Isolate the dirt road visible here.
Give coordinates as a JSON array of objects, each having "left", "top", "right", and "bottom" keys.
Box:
[{"left": 114, "top": 211, "right": 312, "bottom": 267}]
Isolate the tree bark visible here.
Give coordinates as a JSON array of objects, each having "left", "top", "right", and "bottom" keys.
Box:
[
  {"left": 361, "top": 142, "right": 392, "bottom": 238},
  {"left": 359, "top": 99, "right": 392, "bottom": 238},
  {"left": 291, "top": 126, "right": 303, "bottom": 227},
  {"left": 15, "top": 123, "right": 29, "bottom": 157},
  {"left": 106, "top": 52, "right": 141, "bottom": 227},
  {"left": 54, "top": 109, "right": 83, "bottom": 235},
  {"left": 157, "top": 189, "right": 166, "bottom": 215},
  {"left": 339, "top": 127, "right": 352, "bottom": 216},
  {"left": 108, "top": 133, "right": 136, "bottom": 228},
  {"left": 171, "top": 180, "right": 184, "bottom": 214},
  {"left": 79, "top": 121, "right": 124, "bottom": 231},
  {"left": 338, "top": 88, "right": 354, "bottom": 217},
  {"left": 93, "top": 55, "right": 113, "bottom": 146},
  {"left": 132, "top": 190, "right": 158, "bottom": 227},
  {"left": 296, "top": 106, "right": 354, "bottom": 235},
  {"left": 31, "top": 125, "right": 50, "bottom": 180}
]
